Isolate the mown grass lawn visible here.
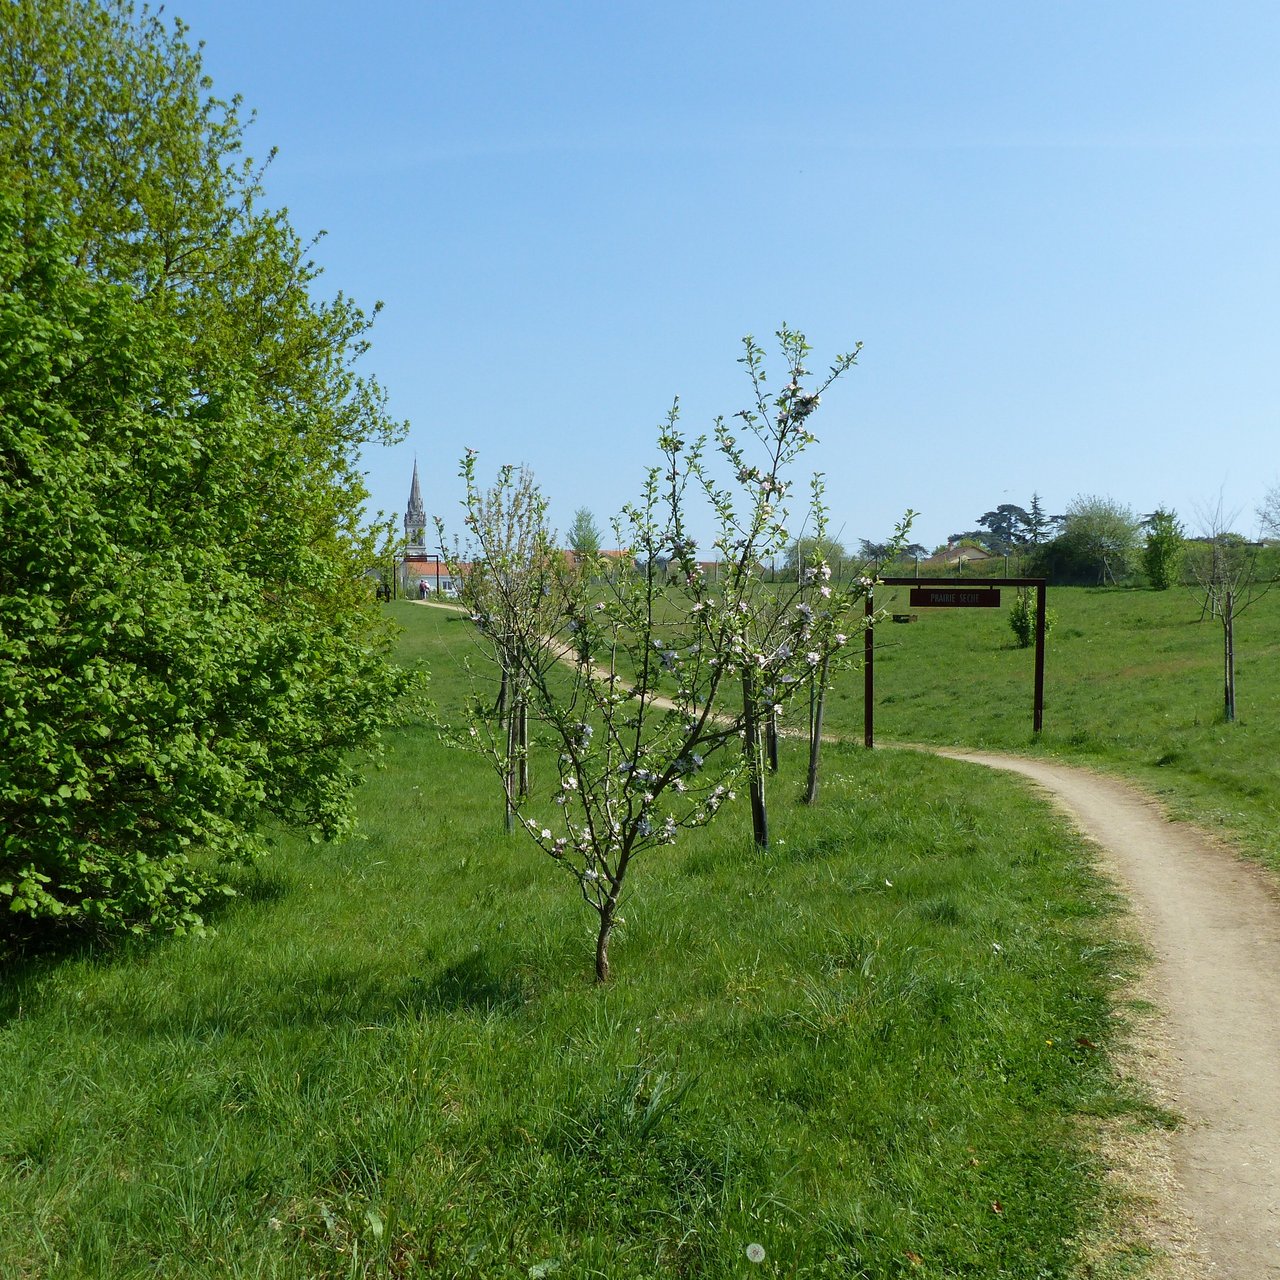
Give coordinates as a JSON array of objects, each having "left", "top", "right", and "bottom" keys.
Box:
[{"left": 0, "top": 602, "right": 1170, "bottom": 1278}]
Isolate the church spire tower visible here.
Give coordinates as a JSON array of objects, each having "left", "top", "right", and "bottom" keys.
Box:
[{"left": 404, "top": 459, "right": 426, "bottom": 551}]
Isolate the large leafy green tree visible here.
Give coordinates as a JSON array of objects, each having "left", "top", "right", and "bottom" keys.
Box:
[
  {"left": 784, "top": 535, "right": 848, "bottom": 579},
  {"left": 1031, "top": 494, "right": 1141, "bottom": 585},
  {"left": 0, "top": 2, "right": 409, "bottom": 948},
  {"left": 974, "top": 503, "right": 1032, "bottom": 554}
]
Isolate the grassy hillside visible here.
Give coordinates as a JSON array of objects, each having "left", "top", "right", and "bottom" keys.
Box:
[
  {"left": 815, "top": 582, "right": 1280, "bottom": 871},
  {"left": 0, "top": 602, "right": 1164, "bottom": 1279}
]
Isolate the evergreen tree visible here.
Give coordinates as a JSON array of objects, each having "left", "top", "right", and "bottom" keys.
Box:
[{"left": 567, "top": 507, "right": 603, "bottom": 557}]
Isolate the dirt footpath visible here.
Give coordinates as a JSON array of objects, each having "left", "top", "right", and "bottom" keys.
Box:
[{"left": 932, "top": 750, "right": 1280, "bottom": 1278}]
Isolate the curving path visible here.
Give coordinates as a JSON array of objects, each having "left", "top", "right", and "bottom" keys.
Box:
[{"left": 929, "top": 749, "right": 1280, "bottom": 1278}]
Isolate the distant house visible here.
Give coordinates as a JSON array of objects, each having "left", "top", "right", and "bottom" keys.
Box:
[
  {"left": 919, "top": 542, "right": 995, "bottom": 572},
  {"left": 562, "top": 549, "right": 633, "bottom": 575},
  {"left": 409, "top": 560, "right": 469, "bottom": 597}
]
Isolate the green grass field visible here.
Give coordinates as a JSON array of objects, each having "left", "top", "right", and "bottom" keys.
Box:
[
  {"left": 817, "top": 581, "right": 1280, "bottom": 872},
  {"left": 1, "top": 595, "right": 1245, "bottom": 1278}
]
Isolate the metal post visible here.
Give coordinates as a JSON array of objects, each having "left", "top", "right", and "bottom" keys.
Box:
[
  {"left": 1224, "top": 590, "right": 1235, "bottom": 722},
  {"left": 1033, "top": 581, "right": 1046, "bottom": 733},
  {"left": 863, "top": 588, "right": 874, "bottom": 749}
]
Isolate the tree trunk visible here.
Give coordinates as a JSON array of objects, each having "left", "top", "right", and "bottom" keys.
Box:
[
  {"left": 742, "top": 670, "right": 768, "bottom": 848},
  {"left": 805, "top": 656, "right": 829, "bottom": 805},
  {"left": 517, "top": 695, "right": 529, "bottom": 797},
  {"left": 504, "top": 706, "right": 516, "bottom": 834},
  {"left": 594, "top": 905, "right": 614, "bottom": 983},
  {"left": 766, "top": 707, "right": 779, "bottom": 773},
  {"left": 501, "top": 669, "right": 517, "bottom": 833}
]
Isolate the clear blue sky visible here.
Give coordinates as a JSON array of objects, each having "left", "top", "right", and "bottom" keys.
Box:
[{"left": 178, "top": 0, "right": 1280, "bottom": 554}]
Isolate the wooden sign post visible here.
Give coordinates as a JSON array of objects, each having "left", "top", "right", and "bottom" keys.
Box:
[{"left": 864, "top": 577, "right": 1046, "bottom": 748}]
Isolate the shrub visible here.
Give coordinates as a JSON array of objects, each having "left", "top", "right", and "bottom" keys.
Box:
[
  {"left": 1008, "top": 589, "right": 1056, "bottom": 648},
  {"left": 1142, "top": 509, "right": 1185, "bottom": 590}
]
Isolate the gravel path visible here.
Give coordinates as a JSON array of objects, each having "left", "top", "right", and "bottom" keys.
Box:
[{"left": 931, "top": 749, "right": 1280, "bottom": 1279}]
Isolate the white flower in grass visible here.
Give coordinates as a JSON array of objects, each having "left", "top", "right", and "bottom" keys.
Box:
[
  {"left": 541, "top": 829, "right": 552, "bottom": 841},
  {"left": 746, "top": 1242, "right": 766, "bottom": 1263}
]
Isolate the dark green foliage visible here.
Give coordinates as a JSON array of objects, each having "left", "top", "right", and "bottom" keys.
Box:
[
  {"left": 975, "top": 502, "right": 1032, "bottom": 553},
  {"left": 1028, "top": 494, "right": 1142, "bottom": 586},
  {"left": 0, "top": 1, "right": 411, "bottom": 947}
]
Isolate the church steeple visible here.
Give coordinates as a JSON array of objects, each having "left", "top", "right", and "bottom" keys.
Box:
[{"left": 404, "top": 459, "right": 426, "bottom": 551}]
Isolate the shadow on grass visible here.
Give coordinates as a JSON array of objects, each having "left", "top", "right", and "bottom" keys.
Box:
[
  {"left": 13, "top": 945, "right": 533, "bottom": 1039},
  {"left": 0, "top": 862, "right": 293, "bottom": 1019},
  {"left": 0, "top": 928, "right": 185, "bottom": 1030},
  {"left": 406, "top": 949, "right": 528, "bottom": 1015}
]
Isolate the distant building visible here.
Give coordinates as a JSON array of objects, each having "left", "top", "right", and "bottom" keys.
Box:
[
  {"left": 399, "top": 459, "right": 464, "bottom": 594},
  {"left": 561, "top": 549, "right": 633, "bottom": 574},
  {"left": 919, "top": 542, "right": 994, "bottom": 571}
]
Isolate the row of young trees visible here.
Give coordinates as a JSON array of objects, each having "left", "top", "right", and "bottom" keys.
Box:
[
  {"left": 1, "top": 1, "right": 411, "bottom": 950},
  {"left": 447, "top": 329, "right": 911, "bottom": 981}
]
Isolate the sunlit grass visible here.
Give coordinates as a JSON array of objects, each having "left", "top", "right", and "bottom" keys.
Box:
[
  {"left": 0, "top": 601, "right": 1167, "bottom": 1277},
  {"left": 813, "top": 583, "right": 1280, "bottom": 870}
]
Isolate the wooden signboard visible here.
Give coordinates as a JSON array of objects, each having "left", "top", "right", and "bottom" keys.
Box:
[
  {"left": 909, "top": 587, "right": 1000, "bottom": 608},
  {"left": 866, "top": 577, "right": 1047, "bottom": 744}
]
